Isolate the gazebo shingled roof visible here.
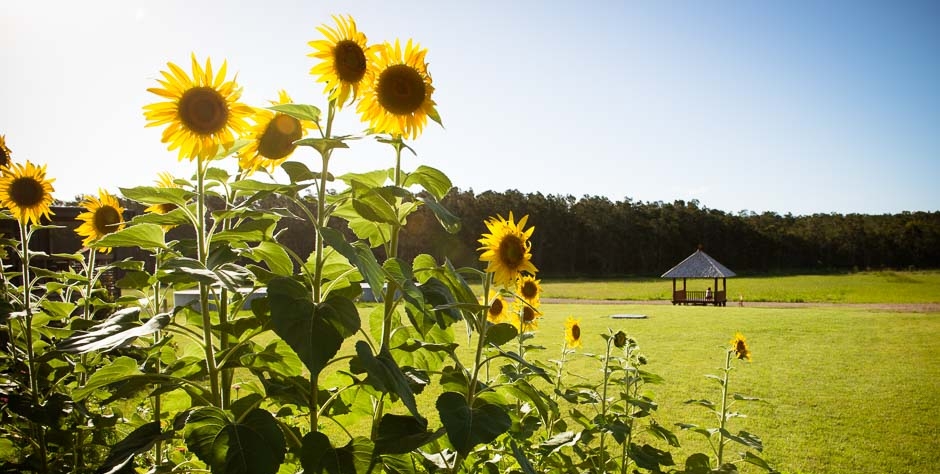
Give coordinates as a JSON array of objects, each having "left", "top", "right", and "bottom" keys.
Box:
[{"left": 661, "top": 250, "right": 736, "bottom": 279}]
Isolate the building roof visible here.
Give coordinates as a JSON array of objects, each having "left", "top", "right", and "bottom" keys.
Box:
[{"left": 661, "top": 250, "right": 737, "bottom": 278}]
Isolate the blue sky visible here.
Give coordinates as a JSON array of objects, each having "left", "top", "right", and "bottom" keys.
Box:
[{"left": 2, "top": 0, "right": 938, "bottom": 216}]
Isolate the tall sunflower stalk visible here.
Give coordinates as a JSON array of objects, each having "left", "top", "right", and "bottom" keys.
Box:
[
  {"left": 145, "top": 54, "right": 252, "bottom": 408},
  {"left": 0, "top": 160, "right": 56, "bottom": 473}
]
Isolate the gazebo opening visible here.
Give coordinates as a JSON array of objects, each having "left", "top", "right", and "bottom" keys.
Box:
[{"left": 661, "top": 249, "right": 736, "bottom": 306}]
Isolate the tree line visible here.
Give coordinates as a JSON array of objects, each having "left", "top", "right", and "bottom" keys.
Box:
[
  {"left": 396, "top": 189, "right": 940, "bottom": 277},
  {"left": 62, "top": 188, "right": 940, "bottom": 278}
]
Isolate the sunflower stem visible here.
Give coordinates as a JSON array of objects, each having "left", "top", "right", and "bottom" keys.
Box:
[
  {"left": 152, "top": 248, "right": 165, "bottom": 465},
  {"left": 598, "top": 334, "right": 614, "bottom": 473},
  {"left": 309, "top": 100, "right": 337, "bottom": 432},
  {"left": 717, "top": 349, "right": 733, "bottom": 467},
  {"left": 18, "top": 220, "right": 48, "bottom": 473},
  {"left": 195, "top": 157, "right": 221, "bottom": 407}
]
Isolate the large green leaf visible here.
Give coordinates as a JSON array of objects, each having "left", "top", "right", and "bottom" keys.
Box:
[
  {"left": 268, "top": 103, "right": 321, "bottom": 122},
  {"left": 247, "top": 241, "right": 293, "bottom": 276},
  {"left": 402, "top": 165, "right": 452, "bottom": 201},
  {"left": 355, "top": 341, "right": 426, "bottom": 427},
  {"left": 184, "top": 407, "right": 285, "bottom": 474},
  {"left": 96, "top": 422, "right": 171, "bottom": 474},
  {"left": 319, "top": 227, "right": 384, "bottom": 300},
  {"left": 435, "top": 392, "right": 510, "bottom": 457},
  {"left": 421, "top": 196, "right": 461, "bottom": 234},
  {"left": 294, "top": 137, "right": 351, "bottom": 155},
  {"left": 268, "top": 277, "right": 359, "bottom": 379},
  {"left": 281, "top": 161, "right": 331, "bottom": 184},
  {"left": 120, "top": 185, "right": 194, "bottom": 207},
  {"left": 93, "top": 223, "right": 167, "bottom": 251},
  {"left": 57, "top": 308, "right": 169, "bottom": 354},
  {"left": 300, "top": 432, "right": 373, "bottom": 474},
  {"left": 374, "top": 414, "right": 443, "bottom": 454},
  {"left": 73, "top": 356, "right": 143, "bottom": 401}
]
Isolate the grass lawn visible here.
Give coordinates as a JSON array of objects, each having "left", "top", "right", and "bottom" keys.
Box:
[
  {"left": 539, "top": 270, "right": 940, "bottom": 304},
  {"left": 485, "top": 303, "right": 940, "bottom": 474},
  {"left": 231, "top": 272, "right": 940, "bottom": 473}
]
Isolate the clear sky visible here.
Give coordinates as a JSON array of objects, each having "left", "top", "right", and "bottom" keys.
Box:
[{"left": 2, "top": 0, "right": 938, "bottom": 216}]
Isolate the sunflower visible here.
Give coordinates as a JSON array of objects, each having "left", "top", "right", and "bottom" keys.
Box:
[
  {"left": 478, "top": 212, "right": 537, "bottom": 287},
  {"left": 565, "top": 317, "right": 582, "bottom": 349},
  {"left": 0, "top": 135, "right": 12, "bottom": 169},
  {"left": 144, "top": 172, "right": 182, "bottom": 229},
  {"left": 731, "top": 332, "right": 752, "bottom": 361},
  {"left": 0, "top": 161, "right": 55, "bottom": 225},
  {"left": 239, "top": 90, "right": 313, "bottom": 174},
  {"left": 357, "top": 39, "right": 440, "bottom": 140},
  {"left": 484, "top": 291, "right": 509, "bottom": 324},
  {"left": 613, "top": 330, "right": 628, "bottom": 349},
  {"left": 76, "top": 189, "right": 126, "bottom": 253},
  {"left": 517, "top": 275, "right": 542, "bottom": 307},
  {"left": 144, "top": 54, "right": 253, "bottom": 161},
  {"left": 309, "top": 15, "right": 375, "bottom": 108},
  {"left": 512, "top": 305, "right": 541, "bottom": 333}
]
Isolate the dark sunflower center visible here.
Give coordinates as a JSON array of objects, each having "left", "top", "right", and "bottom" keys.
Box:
[
  {"left": 522, "top": 306, "right": 536, "bottom": 323},
  {"left": 572, "top": 324, "right": 581, "bottom": 340},
  {"left": 736, "top": 341, "right": 747, "bottom": 354},
  {"left": 614, "top": 332, "right": 627, "bottom": 348},
  {"left": 0, "top": 149, "right": 9, "bottom": 168},
  {"left": 489, "top": 298, "right": 503, "bottom": 316},
  {"left": 178, "top": 87, "right": 229, "bottom": 135},
  {"left": 94, "top": 206, "right": 122, "bottom": 234},
  {"left": 377, "top": 64, "right": 426, "bottom": 115},
  {"left": 333, "top": 40, "right": 367, "bottom": 83},
  {"left": 497, "top": 234, "right": 525, "bottom": 269},
  {"left": 521, "top": 280, "right": 538, "bottom": 299},
  {"left": 157, "top": 203, "right": 178, "bottom": 214},
  {"left": 258, "top": 114, "right": 302, "bottom": 160},
  {"left": 9, "top": 177, "right": 45, "bottom": 208}
]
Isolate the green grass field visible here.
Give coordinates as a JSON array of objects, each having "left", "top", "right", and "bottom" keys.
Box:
[
  {"left": 253, "top": 272, "right": 940, "bottom": 473},
  {"left": 539, "top": 270, "right": 940, "bottom": 303},
  {"left": 525, "top": 303, "right": 940, "bottom": 474}
]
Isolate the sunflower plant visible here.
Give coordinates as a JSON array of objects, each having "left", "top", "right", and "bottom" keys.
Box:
[{"left": 677, "top": 334, "right": 778, "bottom": 473}]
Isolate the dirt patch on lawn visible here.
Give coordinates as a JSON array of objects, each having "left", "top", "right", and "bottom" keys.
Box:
[{"left": 542, "top": 299, "right": 940, "bottom": 313}]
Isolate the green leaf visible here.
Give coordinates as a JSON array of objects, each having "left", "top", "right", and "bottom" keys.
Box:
[
  {"left": 628, "top": 443, "right": 675, "bottom": 470},
  {"left": 510, "top": 440, "right": 537, "bottom": 474},
  {"left": 73, "top": 356, "right": 143, "bottom": 401},
  {"left": 421, "top": 196, "right": 461, "bottom": 234},
  {"left": 374, "top": 414, "right": 443, "bottom": 454},
  {"left": 300, "top": 432, "right": 373, "bottom": 474},
  {"left": 351, "top": 185, "right": 401, "bottom": 226},
  {"left": 733, "top": 393, "right": 762, "bottom": 402},
  {"left": 648, "top": 421, "right": 680, "bottom": 447},
  {"left": 402, "top": 165, "right": 453, "bottom": 201},
  {"left": 722, "top": 429, "right": 764, "bottom": 452},
  {"left": 538, "top": 431, "right": 580, "bottom": 456},
  {"left": 435, "top": 391, "right": 510, "bottom": 457},
  {"left": 248, "top": 241, "right": 293, "bottom": 276},
  {"left": 355, "top": 341, "right": 426, "bottom": 427},
  {"left": 268, "top": 103, "right": 321, "bottom": 122},
  {"left": 184, "top": 407, "right": 286, "bottom": 474},
  {"left": 57, "top": 308, "right": 169, "bottom": 354},
  {"left": 319, "top": 227, "right": 385, "bottom": 300},
  {"left": 94, "top": 223, "right": 167, "bottom": 251},
  {"left": 742, "top": 451, "right": 776, "bottom": 471},
  {"left": 212, "top": 218, "right": 278, "bottom": 243},
  {"left": 269, "top": 277, "right": 360, "bottom": 380},
  {"left": 294, "top": 137, "right": 351, "bottom": 155},
  {"left": 39, "top": 300, "right": 76, "bottom": 320},
  {"left": 160, "top": 257, "right": 219, "bottom": 285},
  {"left": 282, "top": 160, "right": 331, "bottom": 184},
  {"left": 484, "top": 323, "right": 518, "bottom": 347},
  {"left": 205, "top": 166, "right": 231, "bottom": 183},
  {"left": 96, "top": 422, "right": 171, "bottom": 474},
  {"left": 683, "top": 453, "right": 712, "bottom": 474},
  {"left": 120, "top": 185, "right": 193, "bottom": 207}
]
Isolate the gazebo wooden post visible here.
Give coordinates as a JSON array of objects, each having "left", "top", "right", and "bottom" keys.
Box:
[{"left": 713, "top": 277, "right": 718, "bottom": 306}]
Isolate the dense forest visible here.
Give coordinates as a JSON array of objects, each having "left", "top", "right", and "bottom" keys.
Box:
[
  {"left": 54, "top": 188, "right": 940, "bottom": 278},
  {"left": 255, "top": 188, "right": 940, "bottom": 277}
]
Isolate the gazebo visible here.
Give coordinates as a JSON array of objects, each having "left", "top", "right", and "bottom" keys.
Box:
[{"left": 661, "top": 249, "right": 736, "bottom": 306}]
